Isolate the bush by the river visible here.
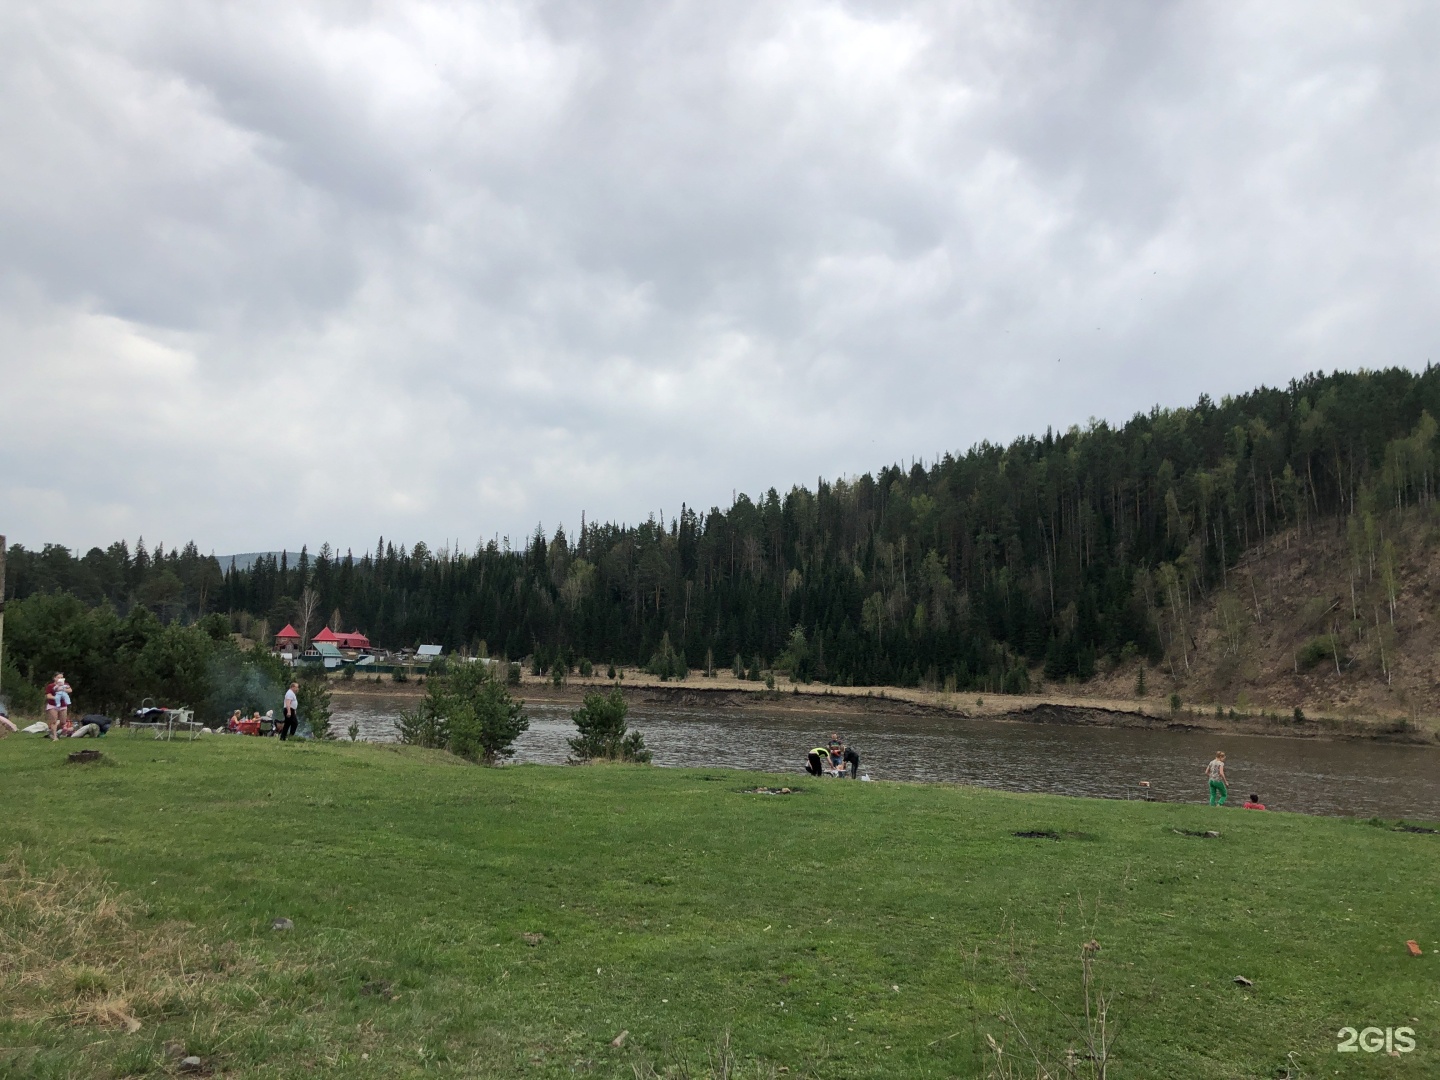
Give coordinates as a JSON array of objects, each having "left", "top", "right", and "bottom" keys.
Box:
[
  {"left": 396, "top": 660, "right": 528, "bottom": 763},
  {"left": 568, "top": 688, "right": 651, "bottom": 763}
]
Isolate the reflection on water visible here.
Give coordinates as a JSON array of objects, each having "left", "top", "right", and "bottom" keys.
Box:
[{"left": 331, "top": 693, "right": 1440, "bottom": 820}]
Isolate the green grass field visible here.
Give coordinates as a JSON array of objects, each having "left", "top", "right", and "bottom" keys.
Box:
[{"left": 2, "top": 735, "right": 1437, "bottom": 1078}]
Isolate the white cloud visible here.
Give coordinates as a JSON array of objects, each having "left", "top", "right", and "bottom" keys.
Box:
[{"left": 3, "top": 0, "right": 1439, "bottom": 553}]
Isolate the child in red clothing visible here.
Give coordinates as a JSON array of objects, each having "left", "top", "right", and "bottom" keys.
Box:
[{"left": 1242, "top": 794, "right": 1266, "bottom": 810}]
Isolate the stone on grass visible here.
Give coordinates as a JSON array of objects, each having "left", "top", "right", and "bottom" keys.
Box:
[
  {"left": 179, "top": 1056, "right": 203, "bottom": 1072},
  {"left": 271, "top": 917, "right": 294, "bottom": 931}
]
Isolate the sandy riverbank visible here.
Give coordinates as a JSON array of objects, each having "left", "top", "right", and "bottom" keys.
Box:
[{"left": 328, "top": 668, "right": 1438, "bottom": 743}]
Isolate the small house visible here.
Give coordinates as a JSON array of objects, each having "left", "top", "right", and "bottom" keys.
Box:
[{"left": 311, "top": 642, "right": 344, "bottom": 669}]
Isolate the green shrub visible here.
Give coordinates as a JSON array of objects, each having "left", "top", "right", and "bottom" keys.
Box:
[
  {"left": 579, "top": 658, "right": 593, "bottom": 678},
  {"left": 606, "top": 662, "right": 617, "bottom": 679},
  {"left": 645, "top": 632, "right": 686, "bottom": 681},
  {"left": 1297, "top": 637, "right": 1342, "bottom": 671},
  {"left": 777, "top": 627, "right": 811, "bottom": 683},
  {"left": 1168, "top": 692, "right": 1181, "bottom": 717},
  {"left": 568, "top": 688, "right": 650, "bottom": 763},
  {"left": 395, "top": 703, "right": 444, "bottom": 747},
  {"left": 0, "top": 658, "right": 43, "bottom": 714},
  {"left": 400, "top": 661, "right": 528, "bottom": 763},
  {"left": 507, "top": 663, "right": 522, "bottom": 687},
  {"left": 297, "top": 670, "right": 333, "bottom": 740},
  {"left": 392, "top": 668, "right": 408, "bottom": 684}
]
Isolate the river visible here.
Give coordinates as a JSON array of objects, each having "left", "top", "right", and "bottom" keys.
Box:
[{"left": 330, "top": 693, "right": 1440, "bottom": 820}]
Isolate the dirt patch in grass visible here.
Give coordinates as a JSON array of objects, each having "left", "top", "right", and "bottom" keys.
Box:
[{"left": 739, "top": 786, "right": 802, "bottom": 795}]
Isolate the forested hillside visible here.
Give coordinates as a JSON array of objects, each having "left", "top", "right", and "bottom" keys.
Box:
[{"left": 7, "top": 367, "right": 1440, "bottom": 701}]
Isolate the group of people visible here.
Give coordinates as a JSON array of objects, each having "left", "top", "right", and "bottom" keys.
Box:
[
  {"left": 795, "top": 738, "right": 1270, "bottom": 809},
  {"left": 806, "top": 733, "right": 861, "bottom": 778},
  {"left": 1204, "top": 750, "right": 1267, "bottom": 809},
  {"left": 0, "top": 674, "right": 303, "bottom": 743},
  {"left": 0, "top": 672, "right": 112, "bottom": 740},
  {"left": 223, "top": 682, "right": 301, "bottom": 740}
]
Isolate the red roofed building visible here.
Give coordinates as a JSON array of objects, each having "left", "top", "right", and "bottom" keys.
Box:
[
  {"left": 311, "top": 626, "right": 373, "bottom": 653},
  {"left": 275, "top": 624, "right": 301, "bottom": 646}
]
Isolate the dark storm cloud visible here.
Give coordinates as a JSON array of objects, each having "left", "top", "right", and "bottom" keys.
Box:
[{"left": 2, "top": 0, "right": 1438, "bottom": 553}]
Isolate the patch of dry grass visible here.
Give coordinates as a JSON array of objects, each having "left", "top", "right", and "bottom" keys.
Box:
[
  {"left": 3, "top": 851, "right": 232, "bottom": 1032},
  {"left": 0, "top": 849, "right": 279, "bottom": 1075}
]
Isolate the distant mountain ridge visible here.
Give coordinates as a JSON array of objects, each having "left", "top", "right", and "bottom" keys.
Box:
[{"left": 214, "top": 551, "right": 284, "bottom": 573}]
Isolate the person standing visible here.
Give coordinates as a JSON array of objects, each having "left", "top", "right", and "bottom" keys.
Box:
[
  {"left": 281, "top": 682, "right": 299, "bottom": 741},
  {"left": 1205, "top": 751, "right": 1228, "bottom": 806},
  {"left": 828, "top": 732, "right": 861, "bottom": 778},
  {"left": 55, "top": 677, "right": 72, "bottom": 729},
  {"left": 43, "top": 675, "right": 60, "bottom": 740}
]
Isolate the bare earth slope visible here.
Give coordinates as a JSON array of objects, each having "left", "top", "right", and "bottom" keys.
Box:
[{"left": 1071, "top": 510, "right": 1440, "bottom": 734}]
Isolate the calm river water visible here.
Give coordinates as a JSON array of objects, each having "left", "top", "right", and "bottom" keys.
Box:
[{"left": 331, "top": 694, "right": 1440, "bottom": 820}]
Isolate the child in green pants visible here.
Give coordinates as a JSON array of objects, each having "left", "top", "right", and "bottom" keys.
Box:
[{"left": 1205, "top": 751, "right": 1228, "bottom": 805}]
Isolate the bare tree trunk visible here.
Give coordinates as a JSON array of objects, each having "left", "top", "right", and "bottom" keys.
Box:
[
  {"left": 1375, "top": 606, "right": 1390, "bottom": 686},
  {"left": 297, "top": 587, "right": 321, "bottom": 648}
]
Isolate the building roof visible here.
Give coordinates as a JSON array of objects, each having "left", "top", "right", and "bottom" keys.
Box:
[
  {"left": 332, "top": 631, "right": 372, "bottom": 649},
  {"left": 312, "top": 627, "right": 339, "bottom": 643},
  {"left": 312, "top": 642, "right": 342, "bottom": 658},
  {"left": 275, "top": 623, "right": 301, "bottom": 641},
  {"left": 417, "top": 644, "right": 444, "bottom": 658}
]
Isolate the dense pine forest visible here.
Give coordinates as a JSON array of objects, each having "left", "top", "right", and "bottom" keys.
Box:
[{"left": 7, "top": 367, "right": 1440, "bottom": 705}]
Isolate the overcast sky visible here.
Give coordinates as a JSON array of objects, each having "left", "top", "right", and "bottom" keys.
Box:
[{"left": 3, "top": 1, "right": 1438, "bottom": 557}]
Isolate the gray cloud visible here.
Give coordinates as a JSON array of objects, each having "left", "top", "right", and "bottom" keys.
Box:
[{"left": 3, "top": 0, "right": 1438, "bottom": 554}]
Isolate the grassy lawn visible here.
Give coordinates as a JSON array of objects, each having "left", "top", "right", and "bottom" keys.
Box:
[{"left": 2, "top": 735, "right": 1437, "bottom": 1078}]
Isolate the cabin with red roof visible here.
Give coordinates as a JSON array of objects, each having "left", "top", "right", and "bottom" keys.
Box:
[{"left": 309, "top": 626, "right": 374, "bottom": 654}]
